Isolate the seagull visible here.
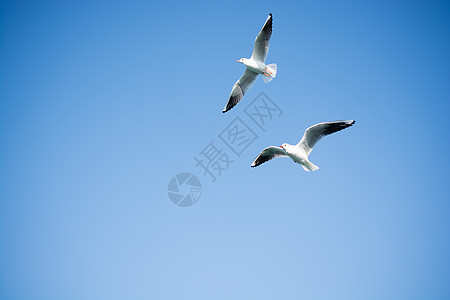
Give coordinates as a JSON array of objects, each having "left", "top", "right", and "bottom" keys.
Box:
[
  {"left": 251, "top": 120, "right": 356, "bottom": 171},
  {"left": 223, "top": 13, "right": 277, "bottom": 113}
]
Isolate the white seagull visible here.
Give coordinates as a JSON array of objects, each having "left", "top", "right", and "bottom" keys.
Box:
[
  {"left": 223, "top": 14, "right": 277, "bottom": 113},
  {"left": 251, "top": 120, "right": 356, "bottom": 171}
]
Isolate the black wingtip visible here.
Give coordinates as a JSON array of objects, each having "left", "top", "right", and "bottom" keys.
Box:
[
  {"left": 269, "top": 13, "right": 272, "bottom": 17},
  {"left": 223, "top": 107, "right": 231, "bottom": 113},
  {"left": 351, "top": 120, "right": 356, "bottom": 125}
]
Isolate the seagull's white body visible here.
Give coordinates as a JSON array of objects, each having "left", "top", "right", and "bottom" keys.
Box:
[
  {"left": 241, "top": 58, "right": 266, "bottom": 74},
  {"left": 251, "top": 120, "right": 356, "bottom": 171},
  {"left": 223, "top": 14, "right": 277, "bottom": 113},
  {"left": 278, "top": 144, "right": 320, "bottom": 172},
  {"left": 282, "top": 145, "right": 308, "bottom": 166}
]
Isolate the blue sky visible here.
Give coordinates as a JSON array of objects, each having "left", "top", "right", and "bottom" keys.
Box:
[{"left": 1, "top": 1, "right": 449, "bottom": 299}]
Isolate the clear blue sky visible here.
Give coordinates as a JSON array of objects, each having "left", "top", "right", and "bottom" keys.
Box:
[{"left": 1, "top": 1, "right": 450, "bottom": 299}]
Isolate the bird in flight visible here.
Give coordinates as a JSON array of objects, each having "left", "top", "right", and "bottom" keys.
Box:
[
  {"left": 223, "top": 14, "right": 277, "bottom": 113},
  {"left": 251, "top": 120, "right": 356, "bottom": 171}
]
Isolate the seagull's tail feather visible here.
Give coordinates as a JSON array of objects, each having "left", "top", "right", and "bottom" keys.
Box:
[
  {"left": 262, "top": 63, "right": 277, "bottom": 83},
  {"left": 262, "top": 74, "right": 273, "bottom": 83},
  {"left": 267, "top": 63, "right": 277, "bottom": 77},
  {"left": 301, "top": 160, "right": 319, "bottom": 172}
]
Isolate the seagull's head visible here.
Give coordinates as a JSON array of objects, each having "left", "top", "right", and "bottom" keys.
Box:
[
  {"left": 280, "top": 143, "right": 288, "bottom": 150},
  {"left": 237, "top": 58, "right": 246, "bottom": 64}
]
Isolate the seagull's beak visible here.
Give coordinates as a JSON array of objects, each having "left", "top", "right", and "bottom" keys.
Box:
[
  {"left": 280, "top": 145, "right": 283, "bottom": 148},
  {"left": 236, "top": 60, "right": 240, "bottom": 62}
]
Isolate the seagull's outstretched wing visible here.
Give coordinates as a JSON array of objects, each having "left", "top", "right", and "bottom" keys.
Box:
[
  {"left": 251, "top": 14, "right": 272, "bottom": 63},
  {"left": 297, "top": 120, "right": 356, "bottom": 155},
  {"left": 251, "top": 146, "right": 287, "bottom": 167},
  {"left": 223, "top": 69, "right": 258, "bottom": 113}
]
